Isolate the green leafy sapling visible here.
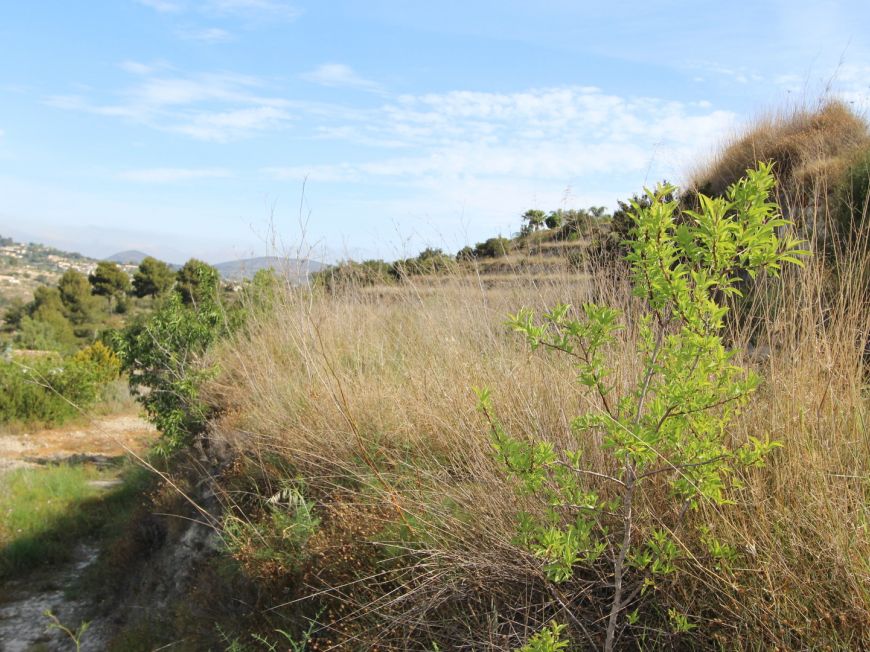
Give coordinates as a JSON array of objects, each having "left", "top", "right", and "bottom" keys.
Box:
[{"left": 480, "top": 163, "right": 807, "bottom": 651}]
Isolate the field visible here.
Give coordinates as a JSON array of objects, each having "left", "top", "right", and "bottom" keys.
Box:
[
  {"left": 199, "top": 227, "right": 869, "bottom": 648},
  {"left": 3, "top": 101, "right": 869, "bottom": 651}
]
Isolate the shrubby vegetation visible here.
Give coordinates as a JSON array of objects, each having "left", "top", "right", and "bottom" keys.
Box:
[
  {"left": 0, "top": 342, "right": 121, "bottom": 426},
  {"left": 0, "top": 253, "right": 240, "bottom": 428},
  {"left": 486, "top": 164, "right": 805, "bottom": 649},
  {"left": 190, "top": 138, "right": 867, "bottom": 648}
]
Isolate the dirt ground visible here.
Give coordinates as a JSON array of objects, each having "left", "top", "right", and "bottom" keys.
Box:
[{"left": 0, "top": 413, "right": 157, "bottom": 473}]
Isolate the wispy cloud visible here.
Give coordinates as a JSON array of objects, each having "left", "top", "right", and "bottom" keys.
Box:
[
  {"left": 265, "top": 86, "right": 739, "bottom": 224},
  {"left": 206, "top": 0, "right": 300, "bottom": 20},
  {"left": 301, "top": 64, "right": 382, "bottom": 93},
  {"left": 685, "top": 61, "right": 765, "bottom": 85},
  {"left": 117, "top": 167, "right": 231, "bottom": 182},
  {"left": 136, "top": 0, "right": 183, "bottom": 13},
  {"left": 177, "top": 26, "right": 233, "bottom": 42},
  {"left": 47, "top": 68, "right": 295, "bottom": 142},
  {"left": 118, "top": 60, "right": 163, "bottom": 75},
  {"left": 136, "top": 0, "right": 300, "bottom": 21}
]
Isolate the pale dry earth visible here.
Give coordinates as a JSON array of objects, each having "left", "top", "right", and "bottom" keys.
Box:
[{"left": 0, "top": 414, "right": 156, "bottom": 472}]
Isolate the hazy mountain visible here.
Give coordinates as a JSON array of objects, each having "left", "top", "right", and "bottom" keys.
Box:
[
  {"left": 214, "top": 257, "right": 326, "bottom": 282},
  {"left": 105, "top": 250, "right": 153, "bottom": 265},
  {"left": 101, "top": 249, "right": 325, "bottom": 281}
]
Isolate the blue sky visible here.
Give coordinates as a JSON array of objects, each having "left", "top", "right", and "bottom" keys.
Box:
[{"left": 1, "top": 1, "right": 869, "bottom": 263}]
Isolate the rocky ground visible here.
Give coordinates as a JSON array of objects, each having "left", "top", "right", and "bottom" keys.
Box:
[{"left": 0, "top": 413, "right": 157, "bottom": 651}]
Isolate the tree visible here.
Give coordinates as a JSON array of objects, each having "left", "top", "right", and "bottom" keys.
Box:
[
  {"left": 545, "top": 211, "right": 564, "bottom": 229},
  {"left": 133, "top": 256, "right": 175, "bottom": 298},
  {"left": 522, "top": 209, "right": 547, "bottom": 233},
  {"left": 2, "top": 298, "right": 27, "bottom": 332},
  {"left": 176, "top": 259, "right": 220, "bottom": 306},
  {"left": 89, "top": 262, "right": 131, "bottom": 303},
  {"left": 57, "top": 269, "right": 100, "bottom": 327},
  {"left": 483, "top": 164, "right": 807, "bottom": 649},
  {"left": 474, "top": 237, "right": 512, "bottom": 258}
]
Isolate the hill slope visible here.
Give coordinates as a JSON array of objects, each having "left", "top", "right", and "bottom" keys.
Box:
[
  {"left": 214, "top": 256, "right": 326, "bottom": 281},
  {"left": 105, "top": 250, "right": 152, "bottom": 265}
]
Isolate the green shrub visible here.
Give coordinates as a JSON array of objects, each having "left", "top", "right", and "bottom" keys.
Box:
[
  {"left": 834, "top": 146, "right": 870, "bottom": 243},
  {"left": 474, "top": 236, "right": 512, "bottom": 258},
  {"left": 0, "top": 346, "right": 120, "bottom": 426},
  {"left": 482, "top": 163, "right": 807, "bottom": 650},
  {"left": 314, "top": 259, "right": 396, "bottom": 289},
  {"left": 176, "top": 258, "right": 220, "bottom": 306},
  {"left": 223, "top": 483, "right": 320, "bottom": 575},
  {"left": 113, "top": 292, "right": 228, "bottom": 453}
]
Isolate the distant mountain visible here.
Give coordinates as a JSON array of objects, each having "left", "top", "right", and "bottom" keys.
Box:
[
  {"left": 214, "top": 256, "right": 326, "bottom": 282},
  {"left": 105, "top": 250, "right": 153, "bottom": 265},
  {"left": 89, "top": 248, "right": 324, "bottom": 281}
]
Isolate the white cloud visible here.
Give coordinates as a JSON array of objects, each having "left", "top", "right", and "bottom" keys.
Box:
[
  {"left": 171, "top": 106, "right": 292, "bottom": 141},
  {"left": 301, "top": 64, "right": 382, "bottom": 93},
  {"left": 177, "top": 27, "right": 233, "bottom": 42},
  {"left": 262, "top": 86, "right": 739, "bottom": 243},
  {"left": 47, "top": 69, "right": 296, "bottom": 141},
  {"left": 117, "top": 167, "right": 231, "bottom": 183},
  {"left": 292, "top": 87, "right": 738, "bottom": 185},
  {"left": 136, "top": 0, "right": 183, "bottom": 12},
  {"left": 135, "top": 0, "right": 300, "bottom": 21}
]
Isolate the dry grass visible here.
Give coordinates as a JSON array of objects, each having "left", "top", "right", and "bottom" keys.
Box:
[
  {"left": 689, "top": 99, "right": 870, "bottom": 203},
  {"left": 201, "top": 221, "right": 869, "bottom": 648},
  {"left": 193, "top": 100, "right": 870, "bottom": 650}
]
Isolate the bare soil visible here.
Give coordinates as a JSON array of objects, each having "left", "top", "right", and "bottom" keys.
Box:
[{"left": 0, "top": 414, "right": 157, "bottom": 473}]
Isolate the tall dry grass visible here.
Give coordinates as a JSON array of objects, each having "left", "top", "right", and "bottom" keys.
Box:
[{"left": 201, "top": 216, "right": 868, "bottom": 649}]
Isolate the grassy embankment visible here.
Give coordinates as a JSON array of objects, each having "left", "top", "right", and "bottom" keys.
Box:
[
  {"left": 181, "top": 101, "right": 869, "bottom": 650},
  {"left": 0, "top": 461, "right": 153, "bottom": 579}
]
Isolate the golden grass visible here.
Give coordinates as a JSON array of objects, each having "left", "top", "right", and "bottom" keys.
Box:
[
  {"left": 202, "top": 223, "right": 869, "bottom": 648},
  {"left": 689, "top": 99, "right": 870, "bottom": 201}
]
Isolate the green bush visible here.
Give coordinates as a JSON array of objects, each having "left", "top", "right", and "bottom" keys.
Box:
[
  {"left": 482, "top": 163, "right": 807, "bottom": 650},
  {"left": 113, "top": 292, "right": 229, "bottom": 453},
  {"left": 314, "top": 259, "right": 396, "bottom": 289},
  {"left": 0, "top": 346, "right": 119, "bottom": 426},
  {"left": 473, "top": 236, "right": 512, "bottom": 258},
  {"left": 834, "top": 146, "right": 870, "bottom": 243}
]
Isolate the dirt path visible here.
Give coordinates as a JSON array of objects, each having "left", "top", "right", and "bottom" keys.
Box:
[
  {"left": 0, "top": 544, "right": 109, "bottom": 652},
  {"left": 0, "top": 413, "right": 158, "bottom": 650},
  {"left": 0, "top": 413, "right": 157, "bottom": 473}
]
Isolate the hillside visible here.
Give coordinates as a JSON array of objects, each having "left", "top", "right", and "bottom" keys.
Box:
[
  {"left": 0, "top": 237, "right": 100, "bottom": 306},
  {"left": 0, "top": 235, "right": 327, "bottom": 308},
  {"left": 215, "top": 256, "right": 326, "bottom": 282},
  {"left": 104, "top": 250, "right": 153, "bottom": 265}
]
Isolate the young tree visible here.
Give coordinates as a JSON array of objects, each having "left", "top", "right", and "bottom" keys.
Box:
[
  {"left": 522, "top": 209, "right": 547, "bottom": 233},
  {"left": 483, "top": 164, "right": 807, "bottom": 650},
  {"left": 57, "top": 270, "right": 100, "bottom": 327},
  {"left": 133, "top": 256, "right": 175, "bottom": 298},
  {"left": 89, "top": 261, "right": 131, "bottom": 304},
  {"left": 176, "top": 258, "right": 220, "bottom": 306}
]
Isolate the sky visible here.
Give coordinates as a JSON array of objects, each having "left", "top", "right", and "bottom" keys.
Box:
[{"left": 1, "top": 1, "right": 869, "bottom": 264}]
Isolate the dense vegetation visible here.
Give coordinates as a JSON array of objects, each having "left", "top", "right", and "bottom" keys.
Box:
[
  {"left": 4, "top": 100, "right": 868, "bottom": 650},
  {"left": 0, "top": 255, "right": 234, "bottom": 428},
  {"left": 102, "top": 99, "right": 870, "bottom": 650}
]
